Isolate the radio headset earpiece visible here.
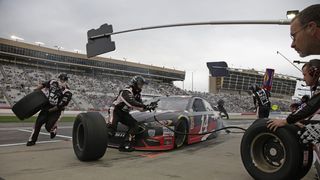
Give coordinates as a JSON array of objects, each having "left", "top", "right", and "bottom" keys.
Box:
[
  {"left": 314, "top": 67, "right": 320, "bottom": 77},
  {"left": 308, "top": 66, "right": 316, "bottom": 76},
  {"left": 309, "top": 59, "right": 320, "bottom": 77},
  {"left": 308, "top": 66, "right": 320, "bottom": 78}
]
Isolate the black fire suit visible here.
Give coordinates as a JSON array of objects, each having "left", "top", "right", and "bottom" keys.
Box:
[
  {"left": 286, "top": 91, "right": 320, "bottom": 144},
  {"left": 108, "top": 86, "right": 146, "bottom": 141},
  {"left": 217, "top": 100, "right": 229, "bottom": 119},
  {"left": 252, "top": 88, "right": 271, "bottom": 118},
  {"left": 29, "top": 80, "right": 72, "bottom": 142}
]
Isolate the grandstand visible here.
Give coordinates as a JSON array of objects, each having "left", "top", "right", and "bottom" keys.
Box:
[
  {"left": 0, "top": 37, "right": 186, "bottom": 111},
  {"left": 208, "top": 68, "right": 297, "bottom": 99},
  {"left": 0, "top": 37, "right": 292, "bottom": 113}
]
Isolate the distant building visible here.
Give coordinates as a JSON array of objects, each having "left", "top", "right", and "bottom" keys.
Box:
[{"left": 209, "top": 68, "right": 297, "bottom": 99}]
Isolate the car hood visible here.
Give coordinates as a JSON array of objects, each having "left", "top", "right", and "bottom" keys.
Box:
[{"left": 131, "top": 110, "right": 185, "bottom": 123}]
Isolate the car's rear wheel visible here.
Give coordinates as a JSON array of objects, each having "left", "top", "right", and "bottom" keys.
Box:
[{"left": 174, "top": 119, "right": 188, "bottom": 148}]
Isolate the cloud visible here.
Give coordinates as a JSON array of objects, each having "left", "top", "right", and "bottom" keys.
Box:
[{"left": 1, "top": 0, "right": 319, "bottom": 92}]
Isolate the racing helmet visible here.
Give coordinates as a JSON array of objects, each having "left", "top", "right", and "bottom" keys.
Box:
[
  {"left": 217, "top": 99, "right": 225, "bottom": 106},
  {"left": 130, "top": 76, "right": 148, "bottom": 90},
  {"left": 249, "top": 84, "right": 260, "bottom": 92},
  {"left": 58, "top": 73, "right": 69, "bottom": 82}
]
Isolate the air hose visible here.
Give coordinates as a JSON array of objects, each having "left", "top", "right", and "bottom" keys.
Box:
[{"left": 153, "top": 115, "right": 247, "bottom": 136}]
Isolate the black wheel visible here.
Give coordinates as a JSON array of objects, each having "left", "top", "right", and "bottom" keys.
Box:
[
  {"left": 72, "top": 112, "right": 108, "bottom": 161},
  {"left": 251, "top": 118, "right": 269, "bottom": 125},
  {"left": 174, "top": 119, "right": 188, "bottom": 148},
  {"left": 241, "top": 119, "right": 306, "bottom": 180},
  {"left": 12, "top": 90, "right": 48, "bottom": 120}
]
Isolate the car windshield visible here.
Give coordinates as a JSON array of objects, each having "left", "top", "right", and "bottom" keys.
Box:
[{"left": 146, "top": 97, "right": 190, "bottom": 111}]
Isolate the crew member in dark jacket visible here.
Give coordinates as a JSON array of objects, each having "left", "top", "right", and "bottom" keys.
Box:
[
  {"left": 217, "top": 99, "right": 229, "bottom": 119},
  {"left": 268, "top": 60, "right": 320, "bottom": 144},
  {"left": 108, "top": 75, "right": 152, "bottom": 152},
  {"left": 250, "top": 84, "right": 271, "bottom": 118},
  {"left": 27, "top": 74, "right": 72, "bottom": 146}
]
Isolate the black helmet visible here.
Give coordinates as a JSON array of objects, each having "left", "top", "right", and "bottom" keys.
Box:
[
  {"left": 249, "top": 84, "right": 260, "bottom": 92},
  {"left": 217, "top": 99, "right": 224, "bottom": 106},
  {"left": 130, "top": 76, "right": 148, "bottom": 89},
  {"left": 58, "top": 73, "right": 68, "bottom": 81}
]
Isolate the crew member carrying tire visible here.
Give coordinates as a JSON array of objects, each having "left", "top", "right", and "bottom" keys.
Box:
[
  {"left": 26, "top": 73, "right": 72, "bottom": 146},
  {"left": 107, "top": 75, "right": 154, "bottom": 152}
]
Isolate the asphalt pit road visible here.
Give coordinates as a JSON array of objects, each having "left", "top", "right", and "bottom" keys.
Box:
[{"left": 161, "top": 173, "right": 182, "bottom": 178}]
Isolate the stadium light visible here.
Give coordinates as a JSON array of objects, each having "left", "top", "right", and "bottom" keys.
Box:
[
  {"left": 10, "top": 35, "right": 24, "bottom": 41},
  {"left": 35, "top": 41, "right": 45, "bottom": 46},
  {"left": 286, "top": 10, "right": 299, "bottom": 20},
  {"left": 54, "top": 45, "right": 64, "bottom": 51}
]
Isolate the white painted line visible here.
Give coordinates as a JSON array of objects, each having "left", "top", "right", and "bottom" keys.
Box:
[
  {"left": 0, "top": 140, "right": 63, "bottom": 147},
  {"left": 0, "top": 126, "right": 73, "bottom": 131},
  {"left": 17, "top": 129, "right": 72, "bottom": 139}
]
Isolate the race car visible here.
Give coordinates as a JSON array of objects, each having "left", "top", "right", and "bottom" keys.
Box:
[
  {"left": 108, "top": 95, "right": 225, "bottom": 151},
  {"left": 72, "top": 95, "right": 226, "bottom": 161}
]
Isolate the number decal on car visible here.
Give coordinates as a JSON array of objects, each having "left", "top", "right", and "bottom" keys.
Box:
[{"left": 199, "top": 114, "right": 209, "bottom": 133}]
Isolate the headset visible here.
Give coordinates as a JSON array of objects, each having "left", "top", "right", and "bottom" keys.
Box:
[
  {"left": 308, "top": 66, "right": 320, "bottom": 78},
  {"left": 303, "top": 59, "right": 320, "bottom": 78}
]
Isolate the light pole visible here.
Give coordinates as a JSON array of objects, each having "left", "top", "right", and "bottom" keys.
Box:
[
  {"left": 54, "top": 45, "right": 63, "bottom": 51},
  {"left": 87, "top": 19, "right": 291, "bottom": 57},
  {"left": 192, "top": 72, "right": 194, "bottom": 92}
]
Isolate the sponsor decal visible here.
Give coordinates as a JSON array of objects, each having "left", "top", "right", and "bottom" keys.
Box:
[
  {"left": 190, "top": 117, "right": 195, "bottom": 129},
  {"left": 163, "top": 126, "right": 174, "bottom": 137},
  {"left": 262, "top": 68, "right": 274, "bottom": 91},
  {"left": 148, "top": 129, "right": 156, "bottom": 137},
  {"left": 115, "top": 132, "right": 126, "bottom": 138}
]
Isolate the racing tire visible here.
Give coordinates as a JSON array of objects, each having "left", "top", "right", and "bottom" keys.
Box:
[
  {"left": 241, "top": 119, "right": 309, "bottom": 180},
  {"left": 73, "top": 112, "right": 108, "bottom": 161},
  {"left": 12, "top": 90, "right": 49, "bottom": 120},
  {"left": 174, "top": 119, "right": 188, "bottom": 148}
]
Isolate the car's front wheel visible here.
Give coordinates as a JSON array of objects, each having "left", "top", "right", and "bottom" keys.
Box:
[{"left": 174, "top": 119, "right": 188, "bottom": 148}]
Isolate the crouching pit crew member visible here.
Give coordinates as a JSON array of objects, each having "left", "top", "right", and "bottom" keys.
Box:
[
  {"left": 107, "top": 75, "right": 154, "bottom": 152},
  {"left": 26, "top": 74, "right": 72, "bottom": 146},
  {"left": 267, "top": 59, "right": 320, "bottom": 144}
]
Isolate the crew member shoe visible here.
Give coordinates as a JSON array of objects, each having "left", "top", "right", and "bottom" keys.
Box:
[
  {"left": 50, "top": 131, "right": 57, "bottom": 139},
  {"left": 50, "top": 128, "right": 57, "bottom": 139},
  {"left": 26, "top": 141, "right": 36, "bottom": 146}
]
